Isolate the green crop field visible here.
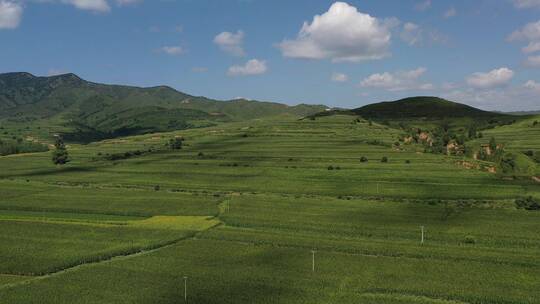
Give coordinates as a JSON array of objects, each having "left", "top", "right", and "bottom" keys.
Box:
[{"left": 0, "top": 112, "right": 539, "bottom": 303}]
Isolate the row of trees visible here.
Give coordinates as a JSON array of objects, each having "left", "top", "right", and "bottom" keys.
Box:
[
  {"left": 51, "top": 136, "right": 184, "bottom": 165},
  {"left": 0, "top": 138, "right": 49, "bottom": 156}
]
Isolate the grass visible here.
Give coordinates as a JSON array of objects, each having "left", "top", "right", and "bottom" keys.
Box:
[
  {"left": 0, "top": 114, "right": 538, "bottom": 302},
  {"left": 1, "top": 239, "right": 538, "bottom": 303}
]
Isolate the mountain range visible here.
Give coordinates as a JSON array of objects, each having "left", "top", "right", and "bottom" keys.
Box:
[
  {"left": 0, "top": 72, "right": 326, "bottom": 142},
  {"left": 0, "top": 72, "right": 528, "bottom": 142}
]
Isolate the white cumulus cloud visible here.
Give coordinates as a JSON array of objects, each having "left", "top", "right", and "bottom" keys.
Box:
[
  {"left": 278, "top": 2, "right": 393, "bottom": 63},
  {"left": 0, "top": 0, "right": 22, "bottom": 29},
  {"left": 401, "top": 22, "right": 421, "bottom": 46},
  {"left": 116, "top": 0, "right": 142, "bottom": 6},
  {"left": 508, "top": 20, "right": 540, "bottom": 61},
  {"left": 62, "top": 0, "right": 111, "bottom": 12},
  {"left": 444, "top": 8, "right": 457, "bottom": 18},
  {"left": 331, "top": 72, "right": 348, "bottom": 82},
  {"left": 227, "top": 59, "right": 267, "bottom": 77},
  {"left": 524, "top": 80, "right": 540, "bottom": 91},
  {"left": 512, "top": 0, "right": 540, "bottom": 8},
  {"left": 415, "top": 0, "right": 431, "bottom": 11},
  {"left": 466, "top": 67, "right": 514, "bottom": 89},
  {"left": 360, "top": 67, "right": 432, "bottom": 91},
  {"left": 526, "top": 55, "right": 540, "bottom": 67},
  {"left": 214, "top": 30, "right": 245, "bottom": 57},
  {"left": 508, "top": 20, "right": 540, "bottom": 42},
  {"left": 523, "top": 42, "right": 540, "bottom": 53},
  {"left": 159, "top": 46, "right": 184, "bottom": 56}
]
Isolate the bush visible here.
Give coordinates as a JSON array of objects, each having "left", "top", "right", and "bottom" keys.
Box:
[
  {"left": 154, "top": 185, "right": 161, "bottom": 191},
  {"left": 52, "top": 136, "right": 70, "bottom": 165},
  {"left": 499, "top": 153, "right": 517, "bottom": 174},
  {"left": 360, "top": 156, "right": 368, "bottom": 163},
  {"left": 381, "top": 156, "right": 388, "bottom": 163},
  {"left": 463, "top": 235, "right": 476, "bottom": 244},
  {"left": 405, "top": 160, "right": 411, "bottom": 164},
  {"left": 169, "top": 137, "right": 183, "bottom": 150},
  {"left": 0, "top": 139, "right": 49, "bottom": 156},
  {"left": 327, "top": 165, "right": 334, "bottom": 170},
  {"left": 515, "top": 196, "right": 540, "bottom": 210}
]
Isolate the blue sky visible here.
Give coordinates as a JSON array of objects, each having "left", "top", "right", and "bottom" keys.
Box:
[{"left": 1, "top": 0, "right": 540, "bottom": 110}]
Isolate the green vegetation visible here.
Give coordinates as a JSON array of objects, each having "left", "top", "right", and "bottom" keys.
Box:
[
  {"left": 0, "top": 72, "right": 326, "bottom": 142},
  {"left": 352, "top": 96, "right": 498, "bottom": 119},
  {"left": 51, "top": 136, "right": 69, "bottom": 165},
  {"left": 0, "top": 95, "right": 539, "bottom": 303},
  {"left": 515, "top": 196, "right": 540, "bottom": 210},
  {"left": 0, "top": 138, "right": 48, "bottom": 156},
  {"left": 168, "top": 137, "right": 183, "bottom": 150}
]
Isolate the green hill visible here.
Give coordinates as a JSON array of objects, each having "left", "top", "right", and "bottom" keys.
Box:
[
  {"left": 0, "top": 72, "right": 326, "bottom": 142},
  {"left": 308, "top": 96, "right": 521, "bottom": 132},
  {"left": 352, "top": 96, "right": 498, "bottom": 119}
]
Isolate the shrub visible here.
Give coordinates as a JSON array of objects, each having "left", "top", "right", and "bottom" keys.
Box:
[
  {"left": 515, "top": 196, "right": 540, "bottom": 210},
  {"left": 198, "top": 152, "right": 205, "bottom": 158},
  {"left": 463, "top": 235, "right": 476, "bottom": 244},
  {"left": 499, "top": 153, "right": 517, "bottom": 174},
  {"left": 327, "top": 165, "right": 334, "bottom": 170},
  {"left": 169, "top": 137, "right": 183, "bottom": 150},
  {"left": 52, "top": 136, "right": 70, "bottom": 165},
  {"left": 360, "top": 156, "right": 368, "bottom": 163},
  {"left": 154, "top": 185, "right": 161, "bottom": 191},
  {"left": 489, "top": 137, "right": 497, "bottom": 151},
  {"left": 381, "top": 156, "right": 388, "bottom": 163},
  {"left": 405, "top": 160, "right": 411, "bottom": 164}
]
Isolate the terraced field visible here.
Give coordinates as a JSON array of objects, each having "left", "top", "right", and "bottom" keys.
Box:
[{"left": 0, "top": 115, "right": 538, "bottom": 303}]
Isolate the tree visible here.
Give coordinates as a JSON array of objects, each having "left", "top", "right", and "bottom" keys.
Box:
[
  {"left": 381, "top": 156, "right": 388, "bottom": 163},
  {"left": 52, "top": 136, "right": 70, "bottom": 165},
  {"left": 515, "top": 196, "right": 540, "bottom": 211},
  {"left": 360, "top": 156, "right": 368, "bottom": 163},
  {"left": 169, "top": 137, "right": 183, "bottom": 150},
  {"left": 489, "top": 137, "right": 497, "bottom": 151},
  {"left": 468, "top": 125, "right": 477, "bottom": 139}
]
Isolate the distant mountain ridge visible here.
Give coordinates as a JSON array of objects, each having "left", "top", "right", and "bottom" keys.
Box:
[{"left": 0, "top": 72, "right": 327, "bottom": 142}]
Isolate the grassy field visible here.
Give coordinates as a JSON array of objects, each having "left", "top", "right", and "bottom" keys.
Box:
[{"left": 0, "top": 114, "right": 538, "bottom": 303}]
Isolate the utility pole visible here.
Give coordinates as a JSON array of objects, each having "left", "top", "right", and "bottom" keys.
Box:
[
  {"left": 311, "top": 250, "right": 316, "bottom": 272},
  {"left": 184, "top": 276, "right": 188, "bottom": 302}
]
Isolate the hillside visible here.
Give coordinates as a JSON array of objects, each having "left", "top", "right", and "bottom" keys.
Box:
[
  {"left": 309, "top": 96, "right": 522, "bottom": 133},
  {"left": 352, "top": 96, "right": 498, "bottom": 119},
  {"left": 0, "top": 72, "right": 326, "bottom": 142},
  {"left": 0, "top": 114, "right": 539, "bottom": 303}
]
